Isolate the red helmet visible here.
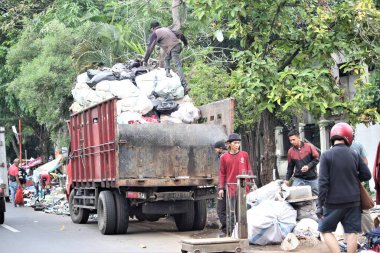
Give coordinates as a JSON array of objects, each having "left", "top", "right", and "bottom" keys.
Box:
[{"left": 330, "top": 122, "right": 353, "bottom": 146}]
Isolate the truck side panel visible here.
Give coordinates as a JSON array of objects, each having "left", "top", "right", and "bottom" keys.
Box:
[{"left": 69, "top": 99, "right": 117, "bottom": 187}]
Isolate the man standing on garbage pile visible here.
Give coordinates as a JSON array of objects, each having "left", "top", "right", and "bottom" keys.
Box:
[
  {"left": 214, "top": 140, "right": 228, "bottom": 237},
  {"left": 218, "top": 133, "right": 253, "bottom": 237},
  {"left": 7, "top": 158, "right": 20, "bottom": 207},
  {"left": 284, "top": 129, "right": 320, "bottom": 196},
  {"left": 143, "top": 20, "right": 190, "bottom": 95},
  {"left": 317, "top": 122, "right": 371, "bottom": 253}
]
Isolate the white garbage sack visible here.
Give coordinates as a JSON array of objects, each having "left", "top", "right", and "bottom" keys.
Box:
[
  {"left": 72, "top": 87, "right": 103, "bottom": 107},
  {"left": 117, "top": 95, "right": 153, "bottom": 115},
  {"left": 76, "top": 72, "right": 90, "bottom": 85},
  {"left": 69, "top": 102, "right": 84, "bottom": 113},
  {"left": 136, "top": 68, "right": 184, "bottom": 99},
  {"left": 293, "top": 218, "right": 319, "bottom": 238},
  {"left": 159, "top": 115, "right": 183, "bottom": 124},
  {"left": 248, "top": 200, "right": 297, "bottom": 245},
  {"left": 109, "top": 80, "right": 141, "bottom": 99},
  {"left": 246, "top": 180, "right": 283, "bottom": 205},
  {"left": 170, "top": 102, "right": 200, "bottom": 124},
  {"left": 117, "top": 111, "right": 147, "bottom": 124}
]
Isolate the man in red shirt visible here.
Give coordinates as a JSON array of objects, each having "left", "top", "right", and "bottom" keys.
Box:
[
  {"left": 218, "top": 133, "right": 253, "bottom": 236},
  {"left": 8, "top": 158, "right": 20, "bottom": 206}
]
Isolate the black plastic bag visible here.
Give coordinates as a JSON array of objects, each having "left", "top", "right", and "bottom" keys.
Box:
[{"left": 156, "top": 99, "right": 179, "bottom": 114}]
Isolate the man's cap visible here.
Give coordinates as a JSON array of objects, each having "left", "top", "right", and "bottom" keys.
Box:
[
  {"left": 150, "top": 20, "right": 160, "bottom": 29},
  {"left": 214, "top": 141, "right": 227, "bottom": 150},
  {"left": 227, "top": 133, "right": 241, "bottom": 142},
  {"left": 14, "top": 158, "right": 19, "bottom": 163}
]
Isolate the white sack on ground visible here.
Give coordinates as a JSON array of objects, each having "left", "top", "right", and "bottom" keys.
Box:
[
  {"left": 171, "top": 102, "right": 200, "bottom": 124},
  {"left": 247, "top": 180, "right": 283, "bottom": 205},
  {"left": 293, "top": 218, "right": 319, "bottom": 238},
  {"left": 248, "top": 200, "right": 297, "bottom": 245}
]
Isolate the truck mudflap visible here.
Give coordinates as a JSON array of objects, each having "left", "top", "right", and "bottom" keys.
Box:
[{"left": 118, "top": 123, "right": 227, "bottom": 181}]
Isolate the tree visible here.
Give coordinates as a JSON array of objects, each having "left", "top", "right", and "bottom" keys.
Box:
[{"left": 189, "top": 0, "right": 380, "bottom": 185}]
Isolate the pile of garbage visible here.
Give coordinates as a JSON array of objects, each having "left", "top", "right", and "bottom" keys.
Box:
[
  {"left": 243, "top": 180, "right": 320, "bottom": 248},
  {"left": 70, "top": 61, "right": 200, "bottom": 124},
  {"left": 24, "top": 186, "right": 69, "bottom": 215}
]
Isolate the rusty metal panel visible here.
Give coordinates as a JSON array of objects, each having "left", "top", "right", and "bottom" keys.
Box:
[
  {"left": 117, "top": 124, "right": 227, "bottom": 183},
  {"left": 198, "top": 98, "right": 234, "bottom": 135}
]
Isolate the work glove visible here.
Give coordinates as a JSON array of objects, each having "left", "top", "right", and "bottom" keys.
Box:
[{"left": 316, "top": 207, "right": 323, "bottom": 219}]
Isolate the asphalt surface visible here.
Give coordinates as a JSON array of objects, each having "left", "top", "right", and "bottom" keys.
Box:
[{"left": 0, "top": 202, "right": 327, "bottom": 253}]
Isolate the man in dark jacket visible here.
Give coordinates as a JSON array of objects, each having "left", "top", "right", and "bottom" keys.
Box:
[
  {"left": 143, "top": 21, "right": 190, "bottom": 94},
  {"left": 317, "top": 122, "right": 371, "bottom": 253},
  {"left": 284, "top": 129, "right": 320, "bottom": 196}
]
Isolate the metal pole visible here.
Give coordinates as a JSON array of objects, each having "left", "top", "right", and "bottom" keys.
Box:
[
  {"left": 19, "top": 118, "right": 22, "bottom": 164},
  {"left": 236, "top": 174, "right": 255, "bottom": 239}
]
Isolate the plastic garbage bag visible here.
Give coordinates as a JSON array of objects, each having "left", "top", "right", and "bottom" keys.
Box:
[
  {"left": 248, "top": 200, "right": 297, "bottom": 245},
  {"left": 293, "top": 218, "right": 319, "bottom": 238},
  {"left": 15, "top": 187, "right": 24, "bottom": 205},
  {"left": 281, "top": 233, "right": 299, "bottom": 251},
  {"left": 87, "top": 70, "right": 117, "bottom": 88}
]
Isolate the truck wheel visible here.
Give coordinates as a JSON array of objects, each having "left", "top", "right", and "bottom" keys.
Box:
[
  {"left": 192, "top": 200, "right": 207, "bottom": 230},
  {"left": 113, "top": 191, "right": 129, "bottom": 234},
  {"left": 69, "top": 190, "right": 89, "bottom": 224},
  {"left": 174, "top": 201, "right": 195, "bottom": 231},
  {"left": 0, "top": 211, "right": 4, "bottom": 224},
  {"left": 97, "top": 191, "right": 117, "bottom": 235}
]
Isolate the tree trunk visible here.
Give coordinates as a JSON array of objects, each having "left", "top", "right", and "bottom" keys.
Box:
[
  {"left": 36, "top": 126, "right": 51, "bottom": 163},
  {"left": 11, "top": 138, "right": 19, "bottom": 159},
  {"left": 260, "top": 110, "right": 277, "bottom": 185},
  {"left": 169, "top": 0, "right": 186, "bottom": 31}
]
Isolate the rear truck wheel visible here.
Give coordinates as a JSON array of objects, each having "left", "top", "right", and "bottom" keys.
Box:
[
  {"left": 69, "top": 190, "right": 90, "bottom": 224},
  {"left": 174, "top": 201, "right": 195, "bottom": 231},
  {"left": 113, "top": 191, "right": 129, "bottom": 234},
  {"left": 97, "top": 190, "right": 117, "bottom": 235},
  {"left": 192, "top": 200, "right": 207, "bottom": 230}
]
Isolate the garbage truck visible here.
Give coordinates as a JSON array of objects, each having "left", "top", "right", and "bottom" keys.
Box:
[{"left": 67, "top": 97, "right": 234, "bottom": 234}]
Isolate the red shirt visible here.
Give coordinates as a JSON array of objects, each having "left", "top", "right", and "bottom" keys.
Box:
[
  {"left": 219, "top": 151, "right": 253, "bottom": 196},
  {"left": 8, "top": 164, "right": 19, "bottom": 177}
]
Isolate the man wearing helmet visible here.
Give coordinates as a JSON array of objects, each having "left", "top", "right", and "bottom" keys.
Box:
[{"left": 317, "top": 122, "right": 371, "bottom": 253}]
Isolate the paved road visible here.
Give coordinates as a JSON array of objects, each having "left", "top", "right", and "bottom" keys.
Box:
[
  {"left": 0, "top": 202, "right": 217, "bottom": 253},
  {"left": 1, "top": 202, "right": 324, "bottom": 253}
]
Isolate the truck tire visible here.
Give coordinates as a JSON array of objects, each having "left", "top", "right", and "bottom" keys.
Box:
[
  {"left": 174, "top": 201, "right": 195, "bottom": 231},
  {"left": 113, "top": 191, "right": 129, "bottom": 234},
  {"left": 97, "top": 191, "right": 117, "bottom": 235},
  {"left": 69, "top": 190, "right": 89, "bottom": 224},
  {"left": 192, "top": 200, "right": 207, "bottom": 230}
]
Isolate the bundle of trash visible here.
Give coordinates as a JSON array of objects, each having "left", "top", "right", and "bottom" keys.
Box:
[{"left": 70, "top": 60, "right": 200, "bottom": 125}]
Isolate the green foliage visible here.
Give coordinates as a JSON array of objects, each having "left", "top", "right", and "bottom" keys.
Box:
[
  {"left": 6, "top": 20, "right": 78, "bottom": 130},
  {"left": 189, "top": 0, "right": 380, "bottom": 126}
]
